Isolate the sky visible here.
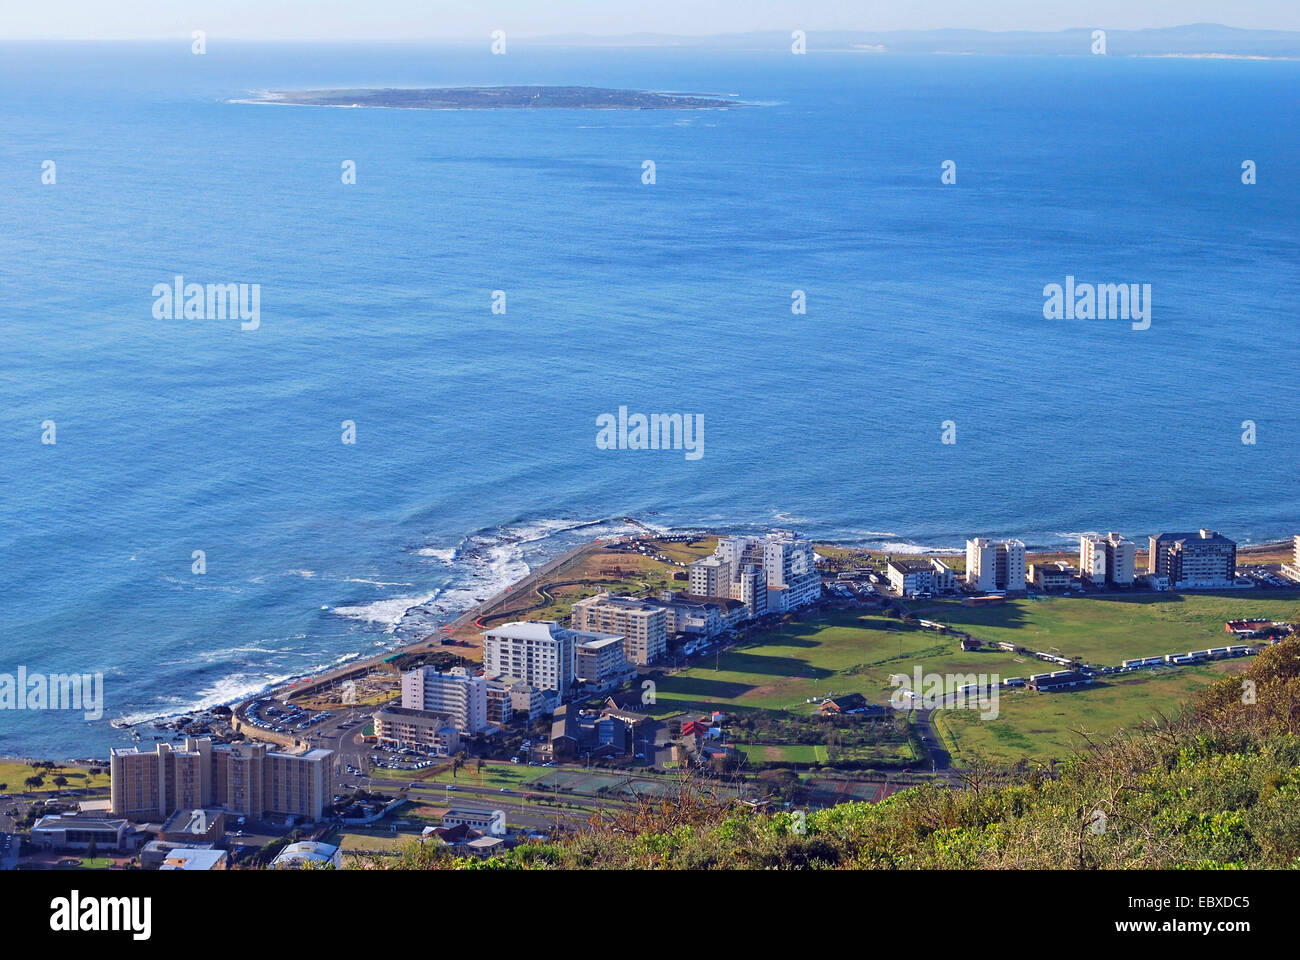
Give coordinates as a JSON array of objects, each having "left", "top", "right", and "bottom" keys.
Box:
[{"left": 1, "top": 1, "right": 1297, "bottom": 40}]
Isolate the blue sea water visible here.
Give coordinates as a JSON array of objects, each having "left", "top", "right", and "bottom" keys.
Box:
[{"left": 1, "top": 42, "right": 1297, "bottom": 758}]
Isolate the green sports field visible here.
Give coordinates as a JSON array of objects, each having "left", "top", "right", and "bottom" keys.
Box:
[
  {"left": 652, "top": 593, "right": 1298, "bottom": 765},
  {"left": 934, "top": 660, "right": 1248, "bottom": 764},
  {"left": 908, "top": 591, "right": 1300, "bottom": 665}
]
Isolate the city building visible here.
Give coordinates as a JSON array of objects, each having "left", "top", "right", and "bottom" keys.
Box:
[
  {"left": 158, "top": 847, "right": 228, "bottom": 871},
  {"left": 930, "top": 558, "right": 958, "bottom": 593},
  {"left": 965, "top": 538, "right": 1026, "bottom": 593},
  {"left": 483, "top": 620, "right": 579, "bottom": 695},
  {"left": 548, "top": 702, "right": 646, "bottom": 761},
  {"left": 1080, "top": 532, "right": 1136, "bottom": 586},
  {"left": 1148, "top": 529, "right": 1237, "bottom": 588},
  {"left": 886, "top": 559, "right": 934, "bottom": 597},
  {"left": 486, "top": 677, "right": 552, "bottom": 723},
  {"left": 731, "top": 563, "right": 768, "bottom": 619},
  {"left": 373, "top": 705, "right": 462, "bottom": 756},
  {"left": 440, "top": 807, "right": 498, "bottom": 832},
  {"left": 1028, "top": 562, "right": 1076, "bottom": 592},
  {"left": 1281, "top": 535, "right": 1300, "bottom": 583},
  {"left": 1028, "top": 671, "right": 1094, "bottom": 692},
  {"left": 30, "top": 814, "right": 131, "bottom": 852},
  {"left": 484, "top": 680, "right": 513, "bottom": 725},
  {"left": 271, "top": 841, "right": 343, "bottom": 869},
  {"left": 575, "top": 634, "right": 635, "bottom": 687},
  {"left": 642, "top": 591, "right": 732, "bottom": 638},
  {"left": 159, "top": 807, "right": 224, "bottom": 846},
  {"left": 110, "top": 737, "right": 334, "bottom": 823},
  {"left": 571, "top": 593, "right": 667, "bottom": 665},
  {"left": 688, "top": 532, "right": 821, "bottom": 618},
  {"left": 687, "top": 556, "right": 727, "bottom": 597},
  {"left": 141, "top": 839, "right": 217, "bottom": 869},
  {"left": 400, "top": 665, "right": 488, "bottom": 734},
  {"left": 760, "top": 534, "right": 821, "bottom": 611}
]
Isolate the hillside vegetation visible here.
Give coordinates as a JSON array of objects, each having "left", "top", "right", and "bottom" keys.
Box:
[{"left": 360, "top": 638, "right": 1300, "bottom": 870}]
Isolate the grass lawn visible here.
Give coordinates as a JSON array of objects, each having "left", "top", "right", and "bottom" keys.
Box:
[
  {"left": 417, "top": 763, "right": 546, "bottom": 791},
  {"left": 735, "top": 744, "right": 828, "bottom": 764},
  {"left": 909, "top": 591, "right": 1300, "bottom": 665},
  {"left": 53, "top": 857, "right": 115, "bottom": 869},
  {"left": 331, "top": 830, "right": 416, "bottom": 854},
  {"left": 934, "top": 659, "right": 1249, "bottom": 765},
  {"left": 654, "top": 610, "right": 1036, "bottom": 712},
  {"left": 0, "top": 762, "right": 109, "bottom": 794},
  {"left": 653, "top": 596, "right": 1293, "bottom": 765}
]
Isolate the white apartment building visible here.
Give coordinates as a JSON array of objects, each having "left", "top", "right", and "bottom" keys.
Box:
[
  {"left": 570, "top": 593, "right": 667, "bottom": 665},
  {"left": 1080, "top": 532, "right": 1136, "bottom": 585},
  {"left": 1281, "top": 535, "right": 1300, "bottom": 584},
  {"left": 689, "top": 532, "right": 820, "bottom": 617},
  {"left": 687, "top": 556, "right": 726, "bottom": 597},
  {"left": 575, "top": 634, "right": 635, "bottom": 686},
  {"left": 965, "top": 538, "right": 1026, "bottom": 593},
  {"left": 887, "top": 560, "right": 933, "bottom": 597},
  {"left": 965, "top": 538, "right": 997, "bottom": 591},
  {"left": 482, "top": 621, "right": 578, "bottom": 696},
  {"left": 762, "top": 535, "right": 821, "bottom": 611},
  {"left": 732, "top": 564, "right": 768, "bottom": 619},
  {"left": 1080, "top": 536, "right": 1107, "bottom": 583},
  {"left": 930, "top": 558, "right": 957, "bottom": 593},
  {"left": 400, "top": 665, "right": 489, "bottom": 734}
]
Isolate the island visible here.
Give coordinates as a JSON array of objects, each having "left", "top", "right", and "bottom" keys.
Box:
[{"left": 233, "top": 85, "right": 739, "bottom": 110}]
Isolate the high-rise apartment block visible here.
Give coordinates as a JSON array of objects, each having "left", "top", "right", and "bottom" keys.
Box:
[
  {"left": 400, "top": 665, "right": 488, "bottom": 734},
  {"left": 687, "top": 532, "right": 820, "bottom": 617},
  {"left": 570, "top": 593, "right": 667, "bottom": 665},
  {"left": 1080, "top": 532, "right": 1136, "bottom": 585},
  {"left": 965, "top": 538, "right": 1026, "bottom": 593},
  {"left": 110, "top": 737, "right": 333, "bottom": 822},
  {"left": 1148, "top": 529, "right": 1237, "bottom": 588}
]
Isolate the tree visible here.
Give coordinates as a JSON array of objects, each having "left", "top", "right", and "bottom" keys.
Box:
[
  {"left": 24, "top": 775, "right": 44, "bottom": 790},
  {"left": 53, "top": 776, "right": 68, "bottom": 788}
]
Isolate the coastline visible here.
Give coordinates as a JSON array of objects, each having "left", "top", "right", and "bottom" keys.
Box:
[{"left": 5, "top": 522, "right": 1295, "bottom": 762}]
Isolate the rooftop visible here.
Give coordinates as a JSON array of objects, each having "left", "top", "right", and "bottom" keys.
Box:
[
  {"left": 159, "top": 847, "right": 227, "bottom": 871},
  {"left": 271, "top": 841, "right": 340, "bottom": 868}
]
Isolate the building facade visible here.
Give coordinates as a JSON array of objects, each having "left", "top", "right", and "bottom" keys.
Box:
[
  {"left": 1281, "top": 535, "right": 1300, "bottom": 583},
  {"left": 965, "top": 538, "right": 1026, "bottom": 592},
  {"left": 400, "top": 665, "right": 488, "bottom": 734},
  {"left": 374, "top": 705, "right": 462, "bottom": 756},
  {"left": 688, "top": 532, "right": 821, "bottom": 619},
  {"left": 575, "top": 634, "right": 634, "bottom": 686},
  {"left": 1080, "top": 532, "right": 1136, "bottom": 585},
  {"left": 570, "top": 594, "right": 667, "bottom": 665},
  {"left": 110, "top": 737, "right": 334, "bottom": 823},
  {"left": 483, "top": 621, "right": 579, "bottom": 695},
  {"left": 886, "top": 560, "right": 933, "bottom": 597},
  {"left": 1148, "top": 529, "right": 1237, "bottom": 588}
]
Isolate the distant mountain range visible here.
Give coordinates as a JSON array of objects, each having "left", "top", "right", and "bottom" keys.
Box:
[{"left": 530, "top": 23, "right": 1300, "bottom": 58}]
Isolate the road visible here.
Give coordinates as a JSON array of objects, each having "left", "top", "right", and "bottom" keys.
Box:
[{"left": 910, "top": 708, "right": 952, "bottom": 773}]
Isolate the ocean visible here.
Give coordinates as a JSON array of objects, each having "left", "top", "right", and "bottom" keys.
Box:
[{"left": 1, "top": 41, "right": 1297, "bottom": 758}]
